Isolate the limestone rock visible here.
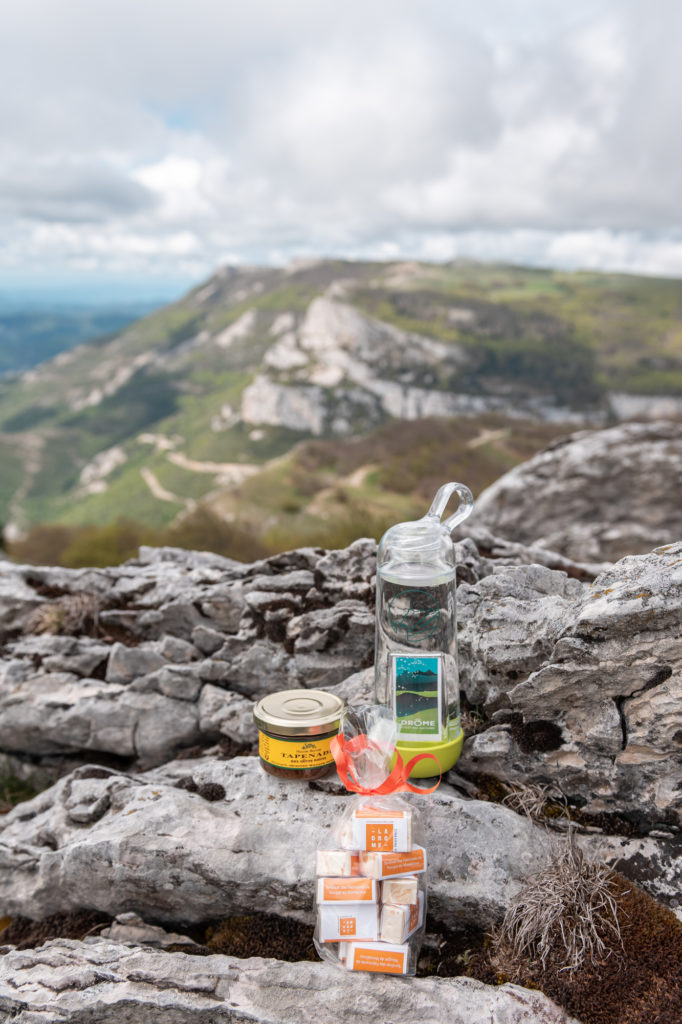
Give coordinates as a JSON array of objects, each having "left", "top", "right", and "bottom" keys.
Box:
[
  {"left": 457, "top": 543, "right": 682, "bottom": 830},
  {"left": 0, "top": 938, "right": 577, "bottom": 1024},
  {"left": 22, "top": 636, "right": 111, "bottom": 678},
  {"left": 242, "top": 374, "right": 328, "bottom": 434},
  {"left": 241, "top": 295, "right": 584, "bottom": 437},
  {"left": 474, "top": 420, "right": 682, "bottom": 563},
  {"left": 158, "top": 634, "right": 198, "bottom": 663},
  {"left": 0, "top": 541, "right": 377, "bottom": 768},
  {"left": 135, "top": 544, "right": 246, "bottom": 572},
  {"left": 458, "top": 524, "right": 610, "bottom": 581},
  {"left": 105, "top": 642, "right": 167, "bottom": 684},
  {"left": 574, "top": 832, "right": 682, "bottom": 919},
  {"left": 192, "top": 623, "right": 229, "bottom": 653},
  {"left": 0, "top": 671, "right": 200, "bottom": 764},
  {"left": 325, "top": 666, "right": 374, "bottom": 706},
  {"left": 99, "top": 912, "right": 201, "bottom": 951},
  {"left": 457, "top": 564, "right": 584, "bottom": 709},
  {"left": 2, "top": 534, "right": 679, "bottom": 834},
  {"left": 197, "top": 685, "right": 257, "bottom": 746},
  {"left": 0, "top": 758, "right": 552, "bottom": 929}
]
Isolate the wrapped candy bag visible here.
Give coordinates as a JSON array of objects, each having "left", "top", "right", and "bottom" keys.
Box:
[{"left": 313, "top": 705, "right": 439, "bottom": 976}]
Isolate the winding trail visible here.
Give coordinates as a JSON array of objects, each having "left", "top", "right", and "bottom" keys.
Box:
[
  {"left": 166, "top": 452, "right": 259, "bottom": 483},
  {"left": 140, "top": 468, "right": 188, "bottom": 506}
]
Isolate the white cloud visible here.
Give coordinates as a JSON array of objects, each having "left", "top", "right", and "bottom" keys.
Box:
[{"left": 0, "top": 0, "right": 681, "bottom": 284}]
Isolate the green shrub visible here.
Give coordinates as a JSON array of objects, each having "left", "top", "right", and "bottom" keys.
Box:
[
  {"left": 165, "top": 508, "right": 268, "bottom": 562},
  {"left": 60, "top": 519, "right": 153, "bottom": 567}
]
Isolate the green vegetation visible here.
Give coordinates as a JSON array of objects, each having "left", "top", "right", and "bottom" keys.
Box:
[
  {"left": 351, "top": 264, "right": 682, "bottom": 396},
  {"left": 50, "top": 449, "right": 182, "bottom": 529},
  {"left": 61, "top": 369, "right": 180, "bottom": 448},
  {"left": 118, "top": 305, "right": 201, "bottom": 355},
  {"left": 467, "top": 868, "right": 682, "bottom": 1024},
  {"left": 0, "top": 762, "right": 39, "bottom": 814},
  {"left": 1, "top": 259, "right": 681, "bottom": 545},
  {"left": 10, "top": 511, "right": 268, "bottom": 567},
  {"left": 0, "top": 444, "right": 25, "bottom": 523},
  {"left": 292, "top": 413, "right": 566, "bottom": 501},
  {"left": 2, "top": 405, "right": 57, "bottom": 433},
  {"left": 7, "top": 413, "right": 570, "bottom": 566}
]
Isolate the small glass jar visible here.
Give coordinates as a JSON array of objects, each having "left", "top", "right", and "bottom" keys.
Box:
[{"left": 253, "top": 689, "right": 345, "bottom": 780}]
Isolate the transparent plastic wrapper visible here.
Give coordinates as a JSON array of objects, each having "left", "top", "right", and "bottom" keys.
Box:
[{"left": 313, "top": 705, "right": 439, "bottom": 976}]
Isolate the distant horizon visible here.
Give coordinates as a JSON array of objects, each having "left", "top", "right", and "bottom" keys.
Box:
[
  {"left": 0, "top": 275, "right": 196, "bottom": 311},
  {"left": 3, "top": 250, "right": 682, "bottom": 311}
]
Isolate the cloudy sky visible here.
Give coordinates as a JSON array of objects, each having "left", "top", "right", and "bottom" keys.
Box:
[{"left": 1, "top": 0, "right": 681, "bottom": 298}]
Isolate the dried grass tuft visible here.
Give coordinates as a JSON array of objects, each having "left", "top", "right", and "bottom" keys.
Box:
[
  {"left": 501, "top": 781, "right": 568, "bottom": 823},
  {"left": 25, "top": 592, "right": 102, "bottom": 636},
  {"left": 492, "top": 832, "right": 625, "bottom": 976}
]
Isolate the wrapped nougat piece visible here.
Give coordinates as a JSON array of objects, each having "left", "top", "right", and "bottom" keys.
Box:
[
  {"left": 351, "top": 805, "right": 412, "bottom": 852},
  {"left": 316, "top": 850, "right": 360, "bottom": 877},
  {"left": 318, "top": 903, "right": 379, "bottom": 943},
  {"left": 381, "top": 875, "right": 419, "bottom": 906},
  {"left": 316, "top": 877, "right": 378, "bottom": 904},
  {"left": 380, "top": 891, "right": 424, "bottom": 944}
]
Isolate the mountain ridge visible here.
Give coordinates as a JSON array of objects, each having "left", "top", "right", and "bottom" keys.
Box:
[{"left": 1, "top": 258, "right": 682, "bottom": 539}]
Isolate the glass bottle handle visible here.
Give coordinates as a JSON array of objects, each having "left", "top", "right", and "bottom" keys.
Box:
[{"left": 426, "top": 482, "right": 474, "bottom": 532}]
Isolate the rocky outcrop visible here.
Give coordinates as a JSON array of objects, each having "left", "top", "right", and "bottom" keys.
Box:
[
  {"left": 1, "top": 534, "right": 679, "bottom": 837},
  {"left": 0, "top": 758, "right": 552, "bottom": 930},
  {"left": 456, "top": 542, "right": 682, "bottom": 833},
  {"left": 0, "top": 533, "right": 602, "bottom": 774},
  {"left": 0, "top": 541, "right": 376, "bottom": 769},
  {"left": 473, "top": 420, "right": 682, "bottom": 563},
  {"left": 1, "top": 528, "right": 681, "bottom": 1021},
  {"left": 0, "top": 939, "right": 578, "bottom": 1024}
]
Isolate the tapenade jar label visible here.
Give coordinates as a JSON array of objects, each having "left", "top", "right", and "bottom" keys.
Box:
[
  {"left": 253, "top": 688, "right": 345, "bottom": 780},
  {"left": 258, "top": 731, "right": 335, "bottom": 771}
]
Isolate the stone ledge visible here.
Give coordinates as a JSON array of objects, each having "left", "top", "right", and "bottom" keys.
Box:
[{"left": 0, "top": 938, "right": 578, "bottom": 1024}]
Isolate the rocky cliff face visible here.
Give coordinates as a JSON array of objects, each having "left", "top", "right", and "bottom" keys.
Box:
[{"left": 241, "top": 297, "right": 581, "bottom": 437}]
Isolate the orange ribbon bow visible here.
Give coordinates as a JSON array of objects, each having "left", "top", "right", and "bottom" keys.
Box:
[{"left": 330, "top": 733, "right": 440, "bottom": 795}]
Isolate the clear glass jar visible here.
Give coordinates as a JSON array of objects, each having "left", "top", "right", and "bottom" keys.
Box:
[{"left": 375, "top": 483, "right": 473, "bottom": 777}]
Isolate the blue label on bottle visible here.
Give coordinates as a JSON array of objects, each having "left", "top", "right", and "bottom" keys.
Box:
[{"left": 391, "top": 653, "right": 443, "bottom": 742}]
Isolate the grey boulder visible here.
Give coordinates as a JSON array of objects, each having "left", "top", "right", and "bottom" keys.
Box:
[
  {"left": 0, "top": 938, "right": 578, "bottom": 1024},
  {"left": 457, "top": 543, "right": 682, "bottom": 830},
  {"left": 0, "top": 757, "right": 551, "bottom": 930},
  {"left": 473, "top": 420, "right": 682, "bottom": 563}
]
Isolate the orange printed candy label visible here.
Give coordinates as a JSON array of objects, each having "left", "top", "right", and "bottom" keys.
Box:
[
  {"left": 258, "top": 732, "right": 334, "bottom": 771},
  {"left": 381, "top": 848, "right": 425, "bottom": 877},
  {"left": 350, "top": 854, "right": 361, "bottom": 876},
  {"left": 365, "top": 823, "right": 395, "bottom": 851},
  {"left": 352, "top": 948, "right": 407, "bottom": 974},
  {"left": 339, "top": 917, "right": 356, "bottom": 936},
  {"left": 321, "top": 878, "right": 374, "bottom": 902}
]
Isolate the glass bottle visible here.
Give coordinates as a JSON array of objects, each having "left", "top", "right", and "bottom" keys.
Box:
[{"left": 375, "top": 482, "right": 473, "bottom": 777}]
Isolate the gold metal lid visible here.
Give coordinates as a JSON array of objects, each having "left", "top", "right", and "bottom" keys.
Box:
[{"left": 253, "top": 689, "right": 345, "bottom": 738}]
